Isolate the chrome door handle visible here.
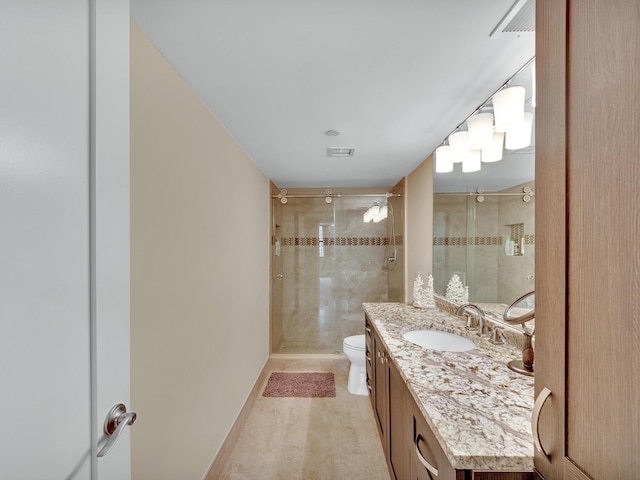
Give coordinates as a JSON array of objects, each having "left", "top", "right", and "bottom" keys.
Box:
[
  {"left": 97, "top": 403, "right": 137, "bottom": 457},
  {"left": 532, "top": 387, "right": 551, "bottom": 458}
]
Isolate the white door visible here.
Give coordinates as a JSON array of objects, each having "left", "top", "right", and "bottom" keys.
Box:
[{"left": 0, "top": 1, "right": 130, "bottom": 479}]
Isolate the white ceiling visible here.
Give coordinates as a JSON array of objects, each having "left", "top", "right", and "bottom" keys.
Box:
[{"left": 130, "top": 0, "right": 535, "bottom": 189}]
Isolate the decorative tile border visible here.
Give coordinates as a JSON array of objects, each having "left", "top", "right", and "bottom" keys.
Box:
[
  {"left": 274, "top": 236, "right": 403, "bottom": 246},
  {"left": 433, "top": 234, "right": 535, "bottom": 246},
  {"left": 433, "top": 236, "right": 503, "bottom": 246}
]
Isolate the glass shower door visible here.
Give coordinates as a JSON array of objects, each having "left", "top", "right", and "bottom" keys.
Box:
[{"left": 271, "top": 193, "right": 399, "bottom": 354}]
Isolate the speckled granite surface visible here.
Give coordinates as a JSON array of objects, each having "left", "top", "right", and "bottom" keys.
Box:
[{"left": 363, "top": 302, "right": 534, "bottom": 472}]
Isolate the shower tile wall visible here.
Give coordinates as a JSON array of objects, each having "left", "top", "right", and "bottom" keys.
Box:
[
  {"left": 387, "top": 180, "right": 405, "bottom": 302},
  {"left": 496, "top": 183, "right": 535, "bottom": 304},
  {"left": 271, "top": 191, "right": 403, "bottom": 354},
  {"left": 432, "top": 195, "right": 469, "bottom": 296},
  {"left": 433, "top": 182, "right": 535, "bottom": 305}
]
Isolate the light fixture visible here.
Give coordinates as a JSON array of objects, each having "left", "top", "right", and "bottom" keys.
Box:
[
  {"left": 505, "top": 112, "right": 533, "bottom": 150},
  {"left": 492, "top": 85, "right": 525, "bottom": 132},
  {"left": 462, "top": 149, "right": 482, "bottom": 172},
  {"left": 363, "top": 203, "right": 388, "bottom": 223},
  {"left": 373, "top": 205, "right": 388, "bottom": 223},
  {"left": 467, "top": 113, "right": 494, "bottom": 148},
  {"left": 448, "top": 131, "right": 470, "bottom": 162},
  {"left": 363, "top": 205, "right": 380, "bottom": 223},
  {"left": 481, "top": 132, "right": 505, "bottom": 162},
  {"left": 435, "top": 145, "right": 453, "bottom": 173},
  {"left": 430, "top": 57, "right": 535, "bottom": 175}
]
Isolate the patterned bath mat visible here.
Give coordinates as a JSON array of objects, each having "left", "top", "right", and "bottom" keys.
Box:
[{"left": 262, "top": 372, "right": 336, "bottom": 398}]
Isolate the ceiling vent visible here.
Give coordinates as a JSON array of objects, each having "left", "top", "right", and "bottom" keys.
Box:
[
  {"left": 327, "top": 147, "right": 355, "bottom": 158},
  {"left": 490, "top": 0, "right": 535, "bottom": 37}
]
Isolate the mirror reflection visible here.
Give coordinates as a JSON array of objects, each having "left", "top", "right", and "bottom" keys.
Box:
[{"left": 432, "top": 61, "right": 535, "bottom": 319}]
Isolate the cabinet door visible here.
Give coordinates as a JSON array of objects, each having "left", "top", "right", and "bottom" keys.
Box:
[
  {"left": 365, "top": 320, "right": 375, "bottom": 407},
  {"left": 536, "top": 1, "right": 640, "bottom": 478},
  {"left": 389, "top": 361, "right": 411, "bottom": 480},
  {"left": 412, "top": 405, "right": 458, "bottom": 480},
  {"left": 373, "top": 332, "right": 389, "bottom": 451}
]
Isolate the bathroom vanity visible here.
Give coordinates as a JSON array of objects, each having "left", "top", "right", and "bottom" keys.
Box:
[{"left": 363, "top": 303, "right": 534, "bottom": 480}]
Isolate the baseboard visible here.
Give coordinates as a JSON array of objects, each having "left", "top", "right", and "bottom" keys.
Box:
[
  {"left": 269, "top": 353, "right": 347, "bottom": 360},
  {"left": 203, "top": 359, "right": 271, "bottom": 480}
]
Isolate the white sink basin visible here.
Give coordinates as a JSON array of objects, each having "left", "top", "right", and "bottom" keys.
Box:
[{"left": 402, "top": 329, "right": 475, "bottom": 352}]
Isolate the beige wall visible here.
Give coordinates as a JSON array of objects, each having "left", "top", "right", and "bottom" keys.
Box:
[
  {"left": 130, "top": 22, "right": 270, "bottom": 480},
  {"left": 404, "top": 156, "right": 434, "bottom": 304}
]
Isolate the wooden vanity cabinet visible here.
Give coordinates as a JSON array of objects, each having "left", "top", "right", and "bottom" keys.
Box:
[
  {"left": 366, "top": 319, "right": 387, "bottom": 445},
  {"left": 373, "top": 331, "right": 388, "bottom": 446},
  {"left": 367, "top": 317, "right": 411, "bottom": 480},
  {"left": 366, "top": 315, "right": 533, "bottom": 480},
  {"left": 365, "top": 322, "right": 374, "bottom": 409}
]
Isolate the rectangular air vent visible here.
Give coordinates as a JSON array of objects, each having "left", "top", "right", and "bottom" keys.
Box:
[
  {"left": 327, "top": 147, "right": 355, "bottom": 157},
  {"left": 490, "top": 0, "right": 535, "bottom": 37}
]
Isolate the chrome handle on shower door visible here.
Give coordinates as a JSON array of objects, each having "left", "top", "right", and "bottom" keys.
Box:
[{"left": 97, "top": 403, "right": 137, "bottom": 457}]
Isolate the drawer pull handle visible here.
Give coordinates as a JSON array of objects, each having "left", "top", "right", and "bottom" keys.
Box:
[
  {"left": 415, "top": 434, "right": 439, "bottom": 477},
  {"left": 532, "top": 387, "right": 552, "bottom": 458},
  {"left": 365, "top": 326, "right": 372, "bottom": 333},
  {"left": 366, "top": 354, "right": 372, "bottom": 362}
]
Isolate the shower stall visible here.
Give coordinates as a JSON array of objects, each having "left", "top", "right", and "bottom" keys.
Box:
[
  {"left": 432, "top": 182, "right": 535, "bottom": 306},
  {"left": 270, "top": 187, "right": 404, "bottom": 354}
]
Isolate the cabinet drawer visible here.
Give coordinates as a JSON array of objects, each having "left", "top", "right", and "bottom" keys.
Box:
[
  {"left": 412, "top": 406, "right": 457, "bottom": 480},
  {"left": 364, "top": 318, "right": 374, "bottom": 400}
]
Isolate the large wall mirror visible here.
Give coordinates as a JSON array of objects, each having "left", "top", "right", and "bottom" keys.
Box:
[{"left": 432, "top": 61, "right": 535, "bottom": 319}]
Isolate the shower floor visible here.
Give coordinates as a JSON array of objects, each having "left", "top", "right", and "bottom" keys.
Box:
[{"left": 275, "top": 311, "right": 366, "bottom": 354}]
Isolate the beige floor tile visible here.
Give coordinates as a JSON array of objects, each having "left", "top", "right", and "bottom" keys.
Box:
[{"left": 218, "top": 357, "right": 391, "bottom": 480}]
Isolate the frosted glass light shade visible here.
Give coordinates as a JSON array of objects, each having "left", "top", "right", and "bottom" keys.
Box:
[
  {"left": 373, "top": 205, "right": 388, "bottom": 223},
  {"left": 481, "top": 132, "right": 505, "bottom": 162},
  {"left": 363, "top": 205, "right": 380, "bottom": 223},
  {"left": 467, "top": 113, "right": 494, "bottom": 148},
  {"left": 505, "top": 112, "right": 533, "bottom": 150},
  {"left": 493, "top": 86, "right": 525, "bottom": 132},
  {"left": 462, "top": 149, "right": 482, "bottom": 172},
  {"left": 435, "top": 145, "right": 453, "bottom": 173},
  {"left": 449, "top": 131, "right": 470, "bottom": 162}
]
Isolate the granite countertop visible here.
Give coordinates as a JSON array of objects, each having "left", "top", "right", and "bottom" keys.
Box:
[{"left": 363, "top": 302, "right": 534, "bottom": 472}]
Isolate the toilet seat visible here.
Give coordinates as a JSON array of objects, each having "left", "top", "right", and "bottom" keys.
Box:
[{"left": 343, "top": 334, "right": 365, "bottom": 351}]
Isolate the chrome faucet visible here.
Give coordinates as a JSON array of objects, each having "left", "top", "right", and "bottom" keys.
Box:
[{"left": 455, "top": 304, "right": 488, "bottom": 338}]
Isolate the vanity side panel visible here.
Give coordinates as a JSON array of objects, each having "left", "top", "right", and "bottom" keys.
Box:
[{"left": 534, "top": 0, "right": 567, "bottom": 478}]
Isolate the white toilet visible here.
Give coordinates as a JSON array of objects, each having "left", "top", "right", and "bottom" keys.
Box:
[{"left": 343, "top": 334, "right": 368, "bottom": 396}]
